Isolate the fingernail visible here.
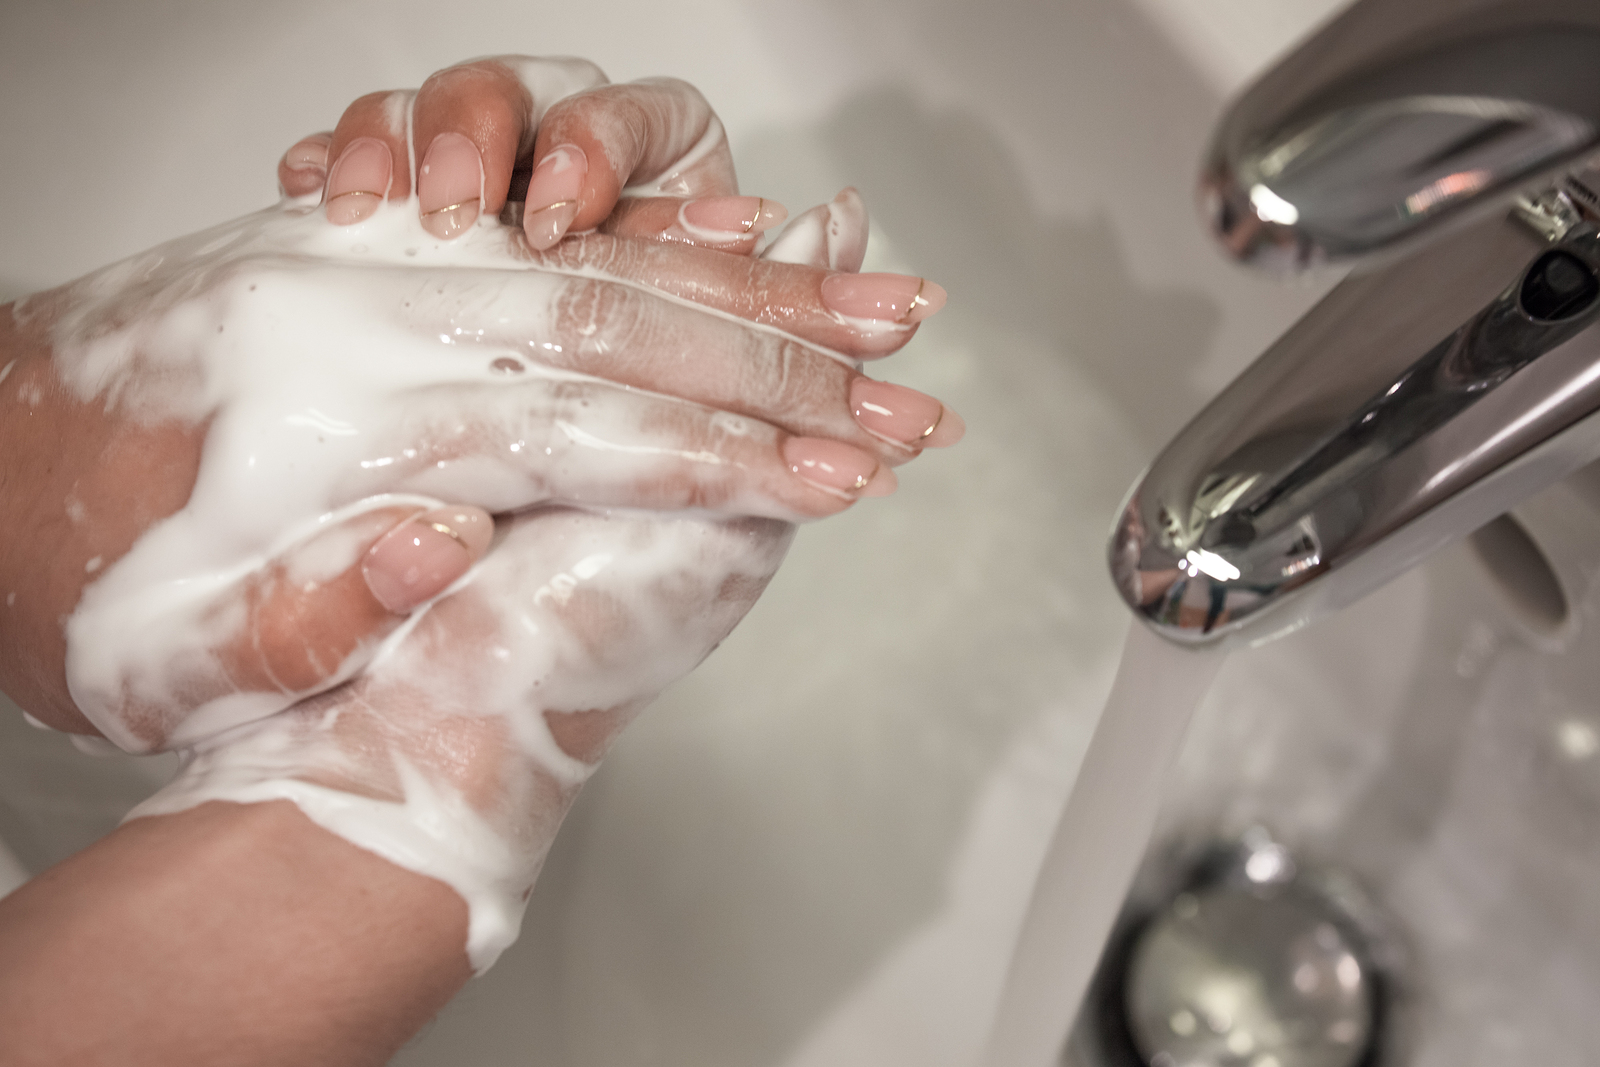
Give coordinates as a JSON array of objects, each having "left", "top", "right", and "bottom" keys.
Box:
[
  {"left": 325, "top": 137, "right": 393, "bottom": 225},
  {"left": 861, "top": 464, "right": 898, "bottom": 498},
  {"left": 523, "top": 143, "right": 588, "bottom": 251},
  {"left": 417, "top": 132, "right": 484, "bottom": 240},
  {"left": 850, "top": 378, "right": 947, "bottom": 446},
  {"left": 362, "top": 506, "right": 493, "bottom": 613},
  {"left": 525, "top": 201, "right": 581, "bottom": 252},
  {"left": 782, "top": 437, "right": 879, "bottom": 499},
  {"left": 678, "top": 196, "right": 788, "bottom": 242},
  {"left": 284, "top": 138, "right": 330, "bottom": 177},
  {"left": 820, "top": 273, "right": 947, "bottom": 325},
  {"left": 926, "top": 405, "right": 966, "bottom": 448}
]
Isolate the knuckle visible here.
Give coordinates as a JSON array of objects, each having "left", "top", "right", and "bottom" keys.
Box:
[
  {"left": 420, "top": 63, "right": 522, "bottom": 117},
  {"left": 633, "top": 75, "right": 710, "bottom": 108},
  {"left": 552, "top": 275, "right": 656, "bottom": 363}
]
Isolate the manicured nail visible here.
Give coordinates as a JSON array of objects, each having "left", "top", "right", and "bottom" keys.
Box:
[
  {"left": 284, "top": 138, "right": 330, "bottom": 177},
  {"left": 523, "top": 143, "right": 588, "bottom": 251},
  {"left": 678, "top": 196, "right": 788, "bottom": 242},
  {"left": 820, "top": 273, "right": 947, "bottom": 325},
  {"left": 850, "top": 378, "right": 948, "bottom": 446},
  {"left": 362, "top": 506, "right": 493, "bottom": 613},
  {"left": 861, "top": 464, "right": 898, "bottom": 497},
  {"left": 418, "top": 132, "right": 484, "bottom": 240},
  {"left": 782, "top": 437, "right": 879, "bottom": 499},
  {"left": 325, "top": 137, "right": 393, "bottom": 225}
]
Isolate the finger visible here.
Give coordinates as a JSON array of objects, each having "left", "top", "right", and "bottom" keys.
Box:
[
  {"left": 600, "top": 195, "right": 788, "bottom": 253},
  {"left": 369, "top": 508, "right": 795, "bottom": 745},
  {"left": 762, "top": 187, "right": 871, "bottom": 273},
  {"left": 278, "top": 132, "right": 333, "bottom": 198},
  {"left": 361, "top": 377, "right": 895, "bottom": 520},
  {"left": 553, "top": 261, "right": 958, "bottom": 449},
  {"left": 519, "top": 78, "right": 739, "bottom": 250},
  {"left": 75, "top": 503, "right": 492, "bottom": 752},
  {"left": 405, "top": 270, "right": 952, "bottom": 463},
  {"left": 530, "top": 233, "right": 946, "bottom": 361},
  {"left": 221, "top": 503, "right": 494, "bottom": 695},
  {"left": 531, "top": 231, "right": 940, "bottom": 361},
  {"left": 409, "top": 58, "right": 606, "bottom": 241},
  {"left": 323, "top": 90, "right": 415, "bottom": 225}
]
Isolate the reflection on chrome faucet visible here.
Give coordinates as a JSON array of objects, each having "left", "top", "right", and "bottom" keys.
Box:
[
  {"left": 1202, "top": 0, "right": 1600, "bottom": 271},
  {"left": 1111, "top": 0, "right": 1600, "bottom": 646}
]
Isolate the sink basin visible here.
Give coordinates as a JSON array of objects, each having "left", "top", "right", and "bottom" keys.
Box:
[{"left": 32, "top": 2, "right": 1600, "bottom": 1066}]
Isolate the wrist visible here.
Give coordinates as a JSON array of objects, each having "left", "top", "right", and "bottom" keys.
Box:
[{"left": 129, "top": 703, "right": 570, "bottom": 974}]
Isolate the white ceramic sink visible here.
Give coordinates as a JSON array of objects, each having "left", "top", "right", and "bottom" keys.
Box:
[{"left": 20, "top": 3, "right": 1599, "bottom": 1066}]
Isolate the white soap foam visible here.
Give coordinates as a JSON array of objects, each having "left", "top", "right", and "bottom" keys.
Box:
[{"left": 762, "top": 188, "right": 870, "bottom": 274}]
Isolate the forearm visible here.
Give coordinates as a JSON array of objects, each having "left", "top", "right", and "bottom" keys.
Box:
[{"left": 0, "top": 799, "right": 471, "bottom": 1067}]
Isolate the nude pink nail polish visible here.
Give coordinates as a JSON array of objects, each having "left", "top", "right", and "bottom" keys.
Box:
[
  {"left": 361, "top": 507, "right": 490, "bottom": 613},
  {"left": 325, "top": 137, "right": 392, "bottom": 225},
  {"left": 284, "top": 139, "right": 329, "bottom": 176},
  {"left": 418, "top": 132, "right": 484, "bottom": 240},
  {"left": 782, "top": 437, "right": 879, "bottom": 498},
  {"left": 523, "top": 144, "right": 588, "bottom": 251},
  {"left": 820, "top": 272, "right": 948, "bottom": 324},
  {"left": 850, "top": 378, "right": 947, "bottom": 445},
  {"left": 861, "top": 464, "right": 898, "bottom": 497},
  {"left": 678, "top": 196, "right": 788, "bottom": 242}
]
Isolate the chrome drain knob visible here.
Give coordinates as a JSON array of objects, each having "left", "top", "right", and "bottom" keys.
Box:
[{"left": 1122, "top": 846, "right": 1375, "bottom": 1067}]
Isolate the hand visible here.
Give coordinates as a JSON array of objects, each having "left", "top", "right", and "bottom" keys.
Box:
[
  {"left": 1, "top": 189, "right": 957, "bottom": 755},
  {"left": 0, "top": 56, "right": 816, "bottom": 744},
  {"left": 120, "top": 69, "right": 963, "bottom": 967}
]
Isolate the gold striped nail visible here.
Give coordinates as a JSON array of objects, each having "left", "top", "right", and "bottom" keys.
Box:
[
  {"left": 899, "top": 278, "right": 928, "bottom": 325},
  {"left": 421, "top": 197, "right": 481, "bottom": 218}
]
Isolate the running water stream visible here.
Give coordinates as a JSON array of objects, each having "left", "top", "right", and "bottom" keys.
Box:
[{"left": 979, "top": 621, "right": 1229, "bottom": 1067}]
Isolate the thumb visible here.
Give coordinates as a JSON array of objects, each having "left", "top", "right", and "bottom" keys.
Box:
[
  {"left": 227, "top": 505, "right": 495, "bottom": 698},
  {"left": 360, "top": 506, "right": 495, "bottom": 614},
  {"left": 67, "top": 502, "right": 495, "bottom": 753}
]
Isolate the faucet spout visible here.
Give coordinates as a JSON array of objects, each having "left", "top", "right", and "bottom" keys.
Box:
[
  {"left": 1114, "top": 1, "right": 1600, "bottom": 646},
  {"left": 1111, "top": 184, "right": 1600, "bottom": 646}
]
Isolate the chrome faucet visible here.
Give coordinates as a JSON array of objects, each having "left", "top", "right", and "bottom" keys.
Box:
[{"left": 1110, "top": 0, "right": 1600, "bottom": 645}]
